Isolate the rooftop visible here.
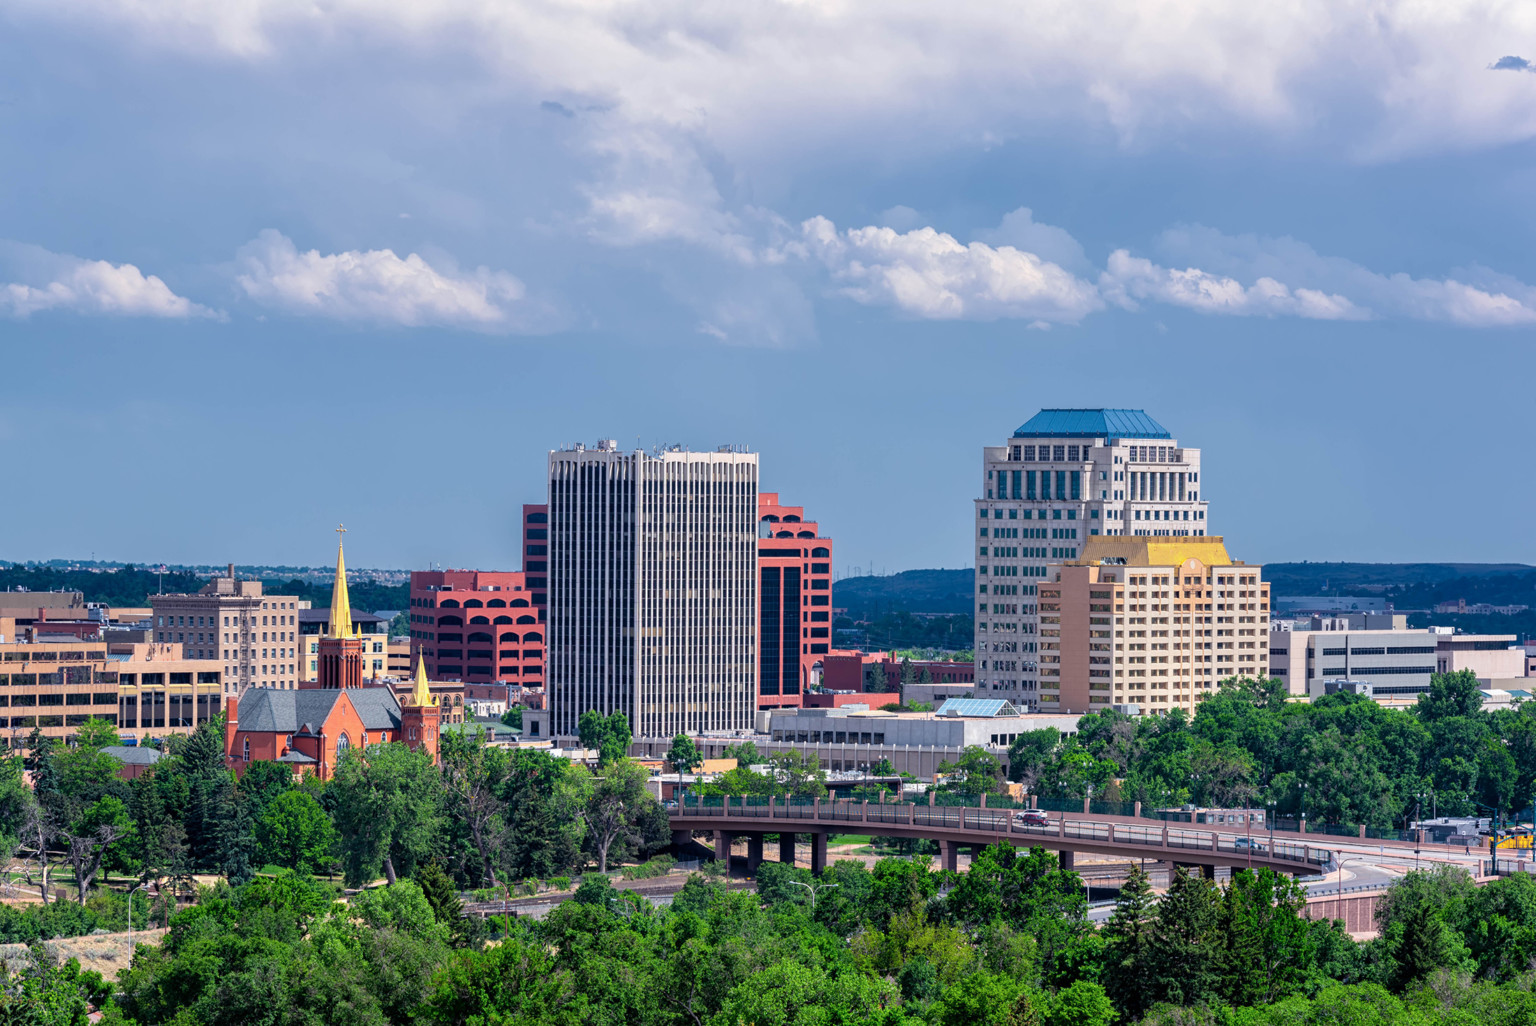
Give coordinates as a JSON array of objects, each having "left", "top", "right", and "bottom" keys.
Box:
[
  {"left": 1079, "top": 536, "right": 1237, "bottom": 569},
  {"left": 1013, "top": 409, "right": 1172, "bottom": 441},
  {"left": 936, "top": 698, "right": 1020, "bottom": 718},
  {"left": 100, "top": 745, "right": 163, "bottom": 766},
  {"left": 236, "top": 686, "right": 402, "bottom": 733}
]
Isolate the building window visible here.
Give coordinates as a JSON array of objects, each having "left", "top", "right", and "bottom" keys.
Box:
[
  {"left": 336, "top": 733, "right": 351, "bottom": 754},
  {"left": 242, "top": 738, "right": 250, "bottom": 761}
]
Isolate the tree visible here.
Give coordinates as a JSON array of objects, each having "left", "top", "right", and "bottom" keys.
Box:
[
  {"left": 722, "top": 740, "right": 759, "bottom": 767},
  {"left": 775, "top": 749, "right": 828, "bottom": 798},
  {"left": 1102, "top": 863, "right": 1156, "bottom": 1017},
  {"left": 501, "top": 749, "right": 586, "bottom": 880},
  {"left": 256, "top": 790, "right": 338, "bottom": 874},
  {"left": 438, "top": 726, "right": 509, "bottom": 887},
  {"left": 1045, "top": 980, "right": 1114, "bottom": 1026},
  {"left": 1219, "top": 868, "right": 1313, "bottom": 1006},
  {"left": 1008, "top": 729, "right": 1061, "bottom": 788},
  {"left": 666, "top": 733, "right": 702, "bottom": 797},
  {"left": 1150, "top": 868, "right": 1222, "bottom": 1007},
  {"left": 938, "top": 746, "right": 1005, "bottom": 795},
  {"left": 73, "top": 717, "right": 120, "bottom": 751},
  {"left": 578, "top": 710, "right": 632, "bottom": 766},
  {"left": 1417, "top": 669, "right": 1485, "bottom": 722},
  {"left": 500, "top": 706, "right": 524, "bottom": 730},
  {"left": 329, "top": 742, "right": 446, "bottom": 887},
  {"left": 63, "top": 795, "right": 134, "bottom": 904},
  {"left": 237, "top": 760, "right": 293, "bottom": 823},
  {"left": 582, "top": 760, "right": 663, "bottom": 873}
]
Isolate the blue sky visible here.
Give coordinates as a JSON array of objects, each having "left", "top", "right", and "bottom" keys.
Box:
[{"left": 3, "top": 1, "right": 1536, "bottom": 575}]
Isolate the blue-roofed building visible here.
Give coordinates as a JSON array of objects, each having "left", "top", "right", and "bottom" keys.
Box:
[{"left": 975, "top": 409, "right": 1211, "bottom": 712}]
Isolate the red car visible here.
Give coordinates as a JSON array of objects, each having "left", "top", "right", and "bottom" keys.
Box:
[{"left": 1015, "top": 809, "right": 1050, "bottom": 826}]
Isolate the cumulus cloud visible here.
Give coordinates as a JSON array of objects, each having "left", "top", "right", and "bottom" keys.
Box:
[
  {"left": 797, "top": 216, "right": 1102, "bottom": 324},
  {"left": 1100, "top": 251, "right": 1366, "bottom": 320},
  {"left": 0, "top": 242, "right": 216, "bottom": 320},
  {"left": 1146, "top": 224, "right": 1536, "bottom": 326},
  {"left": 233, "top": 230, "right": 532, "bottom": 329}
]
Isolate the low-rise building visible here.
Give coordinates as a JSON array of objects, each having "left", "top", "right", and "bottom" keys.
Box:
[
  {"left": 151, "top": 568, "right": 301, "bottom": 695},
  {"left": 1272, "top": 624, "right": 1525, "bottom": 700}
]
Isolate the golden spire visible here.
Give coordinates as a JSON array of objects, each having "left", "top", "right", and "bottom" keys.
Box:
[
  {"left": 412, "top": 654, "right": 434, "bottom": 707},
  {"left": 328, "top": 524, "right": 354, "bottom": 638}
]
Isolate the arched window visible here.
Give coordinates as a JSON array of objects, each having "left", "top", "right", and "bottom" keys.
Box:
[
  {"left": 510, "top": 598, "right": 530, "bottom": 607},
  {"left": 516, "top": 615, "right": 536, "bottom": 624},
  {"left": 527, "top": 512, "right": 547, "bottom": 523},
  {"left": 523, "top": 631, "right": 544, "bottom": 643},
  {"left": 440, "top": 599, "right": 460, "bottom": 608},
  {"left": 336, "top": 733, "right": 350, "bottom": 754},
  {"left": 242, "top": 738, "right": 250, "bottom": 761},
  {"left": 470, "top": 615, "right": 490, "bottom": 624},
  {"left": 782, "top": 515, "right": 801, "bottom": 523},
  {"left": 812, "top": 547, "right": 830, "bottom": 557},
  {"left": 469, "top": 631, "right": 493, "bottom": 643},
  {"left": 797, "top": 531, "right": 815, "bottom": 538},
  {"left": 464, "top": 599, "right": 484, "bottom": 608},
  {"left": 493, "top": 615, "right": 513, "bottom": 624},
  {"left": 487, "top": 599, "right": 506, "bottom": 607},
  {"left": 499, "top": 631, "right": 520, "bottom": 642},
  {"left": 439, "top": 615, "right": 463, "bottom": 626},
  {"left": 362, "top": 731, "right": 369, "bottom": 746},
  {"left": 775, "top": 531, "right": 793, "bottom": 538}
]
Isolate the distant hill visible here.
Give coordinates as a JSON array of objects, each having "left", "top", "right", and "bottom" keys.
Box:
[
  {"left": 836, "top": 563, "right": 1536, "bottom": 617},
  {"left": 835, "top": 569, "right": 974, "bottom": 617}
]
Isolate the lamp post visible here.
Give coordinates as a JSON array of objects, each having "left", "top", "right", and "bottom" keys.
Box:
[
  {"left": 1300, "top": 781, "right": 1308, "bottom": 834},
  {"left": 127, "top": 880, "right": 149, "bottom": 937},
  {"left": 1332, "top": 854, "right": 1367, "bottom": 925},
  {"left": 788, "top": 880, "right": 839, "bottom": 910}
]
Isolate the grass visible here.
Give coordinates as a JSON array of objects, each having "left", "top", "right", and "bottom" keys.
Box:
[
  {"left": 830, "top": 835, "right": 873, "bottom": 845},
  {"left": 0, "top": 927, "right": 168, "bottom": 981}
]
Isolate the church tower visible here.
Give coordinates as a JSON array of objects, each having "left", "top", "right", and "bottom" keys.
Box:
[
  {"left": 317, "top": 526, "right": 365, "bottom": 690},
  {"left": 401, "top": 655, "right": 442, "bottom": 762}
]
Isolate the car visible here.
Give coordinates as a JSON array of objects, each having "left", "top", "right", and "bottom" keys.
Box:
[
  {"left": 1015, "top": 809, "right": 1050, "bottom": 827},
  {"left": 1232, "top": 837, "right": 1260, "bottom": 849}
]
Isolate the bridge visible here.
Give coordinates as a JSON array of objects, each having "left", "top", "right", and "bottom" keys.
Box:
[{"left": 668, "top": 796, "right": 1467, "bottom": 882}]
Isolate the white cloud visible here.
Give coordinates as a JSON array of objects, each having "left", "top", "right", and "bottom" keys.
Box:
[
  {"left": 798, "top": 216, "right": 1102, "bottom": 324},
  {"left": 1100, "top": 250, "right": 1366, "bottom": 320},
  {"left": 1143, "top": 225, "right": 1536, "bottom": 326},
  {"left": 976, "top": 207, "right": 1092, "bottom": 275},
  {"left": 0, "top": 243, "right": 216, "bottom": 320},
  {"left": 233, "top": 229, "right": 532, "bottom": 329}
]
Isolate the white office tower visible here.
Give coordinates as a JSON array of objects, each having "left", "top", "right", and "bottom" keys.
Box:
[
  {"left": 547, "top": 441, "right": 759, "bottom": 739},
  {"left": 974, "top": 410, "right": 1210, "bottom": 710}
]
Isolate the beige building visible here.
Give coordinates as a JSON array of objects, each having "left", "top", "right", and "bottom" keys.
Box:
[
  {"left": 0, "top": 638, "right": 222, "bottom": 747},
  {"left": 1036, "top": 536, "right": 1269, "bottom": 714},
  {"left": 297, "top": 607, "right": 389, "bottom": 684},
  {"left": 151, "top": 568, "right": 300, "bottom": 695}
]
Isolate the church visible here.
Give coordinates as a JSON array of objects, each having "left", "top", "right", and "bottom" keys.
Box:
[{"left": 225, "top": 529, "right": 441, "bottom": 779}]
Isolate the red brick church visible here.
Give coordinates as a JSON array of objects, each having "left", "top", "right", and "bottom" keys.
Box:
[{"left": 226, "top": 529, "right": 442, "bottom": 779}]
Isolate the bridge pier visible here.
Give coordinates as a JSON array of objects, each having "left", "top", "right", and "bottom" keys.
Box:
[
  {"left": 810, "top": 833, "right": 828, "bottom": 875},
  {"left": 713, "top": 831, "right": 735, "bottom": 872},
  {"left": 941, "top": 840, "right": 960, "bottom": 873},
  {"left": 780, "top": 832, "right": 797, "bottom": 866},
  {"left": 672, "top": 829, "right": 693, "bottom": 848},
  {"left": 747, "top": 835, "right": 764, "bottom": 876},
  {"left": 1058, "top": 849, "right": 1075, "bottom": 872}
]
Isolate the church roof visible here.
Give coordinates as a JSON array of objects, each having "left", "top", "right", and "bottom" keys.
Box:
[
  {"left": 236, "top": 687, "right": 403, "bottom": 734},
  {"left": 1012, "top": 409, "right": 1171, "bottom": 440}
]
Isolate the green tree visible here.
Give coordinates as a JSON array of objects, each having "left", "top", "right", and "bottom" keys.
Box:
[
  {"left": 1218, "top": 868, "right": 1313, "bottom": 1006},
  {"left": 722, "top": 740, "right": 760, "bottom": 767},
  {"left": 577, "top": 710, "right": 632, "bottom": 766},
  {"left": 938, "top": 745, "right": 1005, "bottom": 795},
  {"left": 1416, "top": 669, "right": 1485, "bottom": 722},
  {"left": 329, "top": 742, "right": 446, "bottom": 886},
  {"left": 63, "top": 795, "right": 135, "bottom": 904},
  {"left": 256, "top": 790, "right": 337, "bottom": 874},
  {"left": 1102, "top": 863, "right": 1156, "bottom": 1017},
  {"left": 501, "top": 749, "right": 586, "bottom": 879},
  {"left": 582, "top": 760, "right": 666, "bottom": 873},
  {"left": 500, "top": 705, "right": 523, "bottom": 729},
  {"left": 1046, "top": 980, "right": 1115, "bottom": 1026},
  {"left": 666, "top": 733, "right": 702, "bottom": 796},
  {"left": 73, "top": 716, "right": 120, "bottom": 751},
  {"left": 1150, "top": 868, "right": 1222, "bottom": 1007},
  {"left": 438, "top": 725, "right": 510, "bottom": 887},
  {"left": 236, "top": 760, "right": 293, "bottom": 822}
]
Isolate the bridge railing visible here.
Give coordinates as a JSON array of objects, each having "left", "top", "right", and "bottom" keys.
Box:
[{"left": 676, "top": 796, "right": 1333, "bottom": 869}]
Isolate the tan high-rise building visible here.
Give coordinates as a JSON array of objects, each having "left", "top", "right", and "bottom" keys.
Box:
[
  {"left": 1037, "top": 536, "right": 1269, "bottom": 715},
  {"left": 151, "top": 567, "right": 301, "bottom": 696}
]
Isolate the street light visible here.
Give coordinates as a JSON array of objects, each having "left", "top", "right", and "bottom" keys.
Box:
[
  {"left": 788, "top": 880, "right": 839, "bottom": 910},
  {"left": 1332, "top": 853, "right": 1368, "bottom": 924},
  {"left": 1300, "top": 781, "right": 1308, "bottom": 834},
  {"left": 127, "top": 880, "right": 149, "bottom": 937}
]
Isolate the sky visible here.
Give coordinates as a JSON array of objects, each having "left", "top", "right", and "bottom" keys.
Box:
[{"left": 3, "top": 1, "right": 1536, "bottom": 575}]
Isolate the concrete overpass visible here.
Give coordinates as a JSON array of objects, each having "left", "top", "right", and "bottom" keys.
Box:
[{"left": 670, "top": 796, "right": 1341, "bottom": 877}]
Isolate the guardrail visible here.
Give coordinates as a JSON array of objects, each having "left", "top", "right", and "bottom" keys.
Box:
[{"left": 675, "top": 797, "right": 1333, "bottom": 869}]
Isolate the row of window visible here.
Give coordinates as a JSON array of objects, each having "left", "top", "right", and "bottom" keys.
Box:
[
  {"left": 990, "top": 470, "right": 1082, "bottom": 501},
  {"left": 414, "top": 597, "right": 535, "bottom": 609}
]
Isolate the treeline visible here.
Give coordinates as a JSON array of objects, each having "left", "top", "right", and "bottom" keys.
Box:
[
  {"left": 32, "top": 834, "right": 1536, "bottom": 1024},
  {"left": 1002, "top": 672, "right": 1534, "bottom": 828},
  {"left": 2, "top": 712, "right": 673, "bottom": 927},
  {"left": 836, "top": 612, "right": 976, "bottom": 653},
  {"left": 260, "top": 577, "right": 409, "bottom": 615},
  {"left": 0, "top": 564, "right": 203, "bottom": 607}
]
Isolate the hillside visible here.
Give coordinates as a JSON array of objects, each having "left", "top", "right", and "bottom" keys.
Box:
[{"left": 834, "top": 569, "right": 973, "bottom": 617}]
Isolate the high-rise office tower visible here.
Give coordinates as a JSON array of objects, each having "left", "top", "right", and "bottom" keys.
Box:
[
  {"left": 757, "top": 492, "right": 834, "bottom": 710},
  {"left": 547, "top": 441, "right": 758, "bottom": 738},
  {"left": 974, "top": 409, "right": 1209, "bottom": 709}
]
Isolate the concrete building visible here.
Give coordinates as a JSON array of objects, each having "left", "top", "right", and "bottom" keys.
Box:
[
  {"left": 546, "top": 441, "right": 758, "bottom": 739},
  {"left": 0, "top": 638, "right": 222, "bottom": 747},
  {"left": 975, "top": 409, "right": 1210, "bottom": 709},
  {"left": 150, "top": 567, "right": 300, "bottom": 695},
  {"left": 1036, "top": 536, "right": 1269, "bottom": 714},
  {"left": 631, "top": 699, "right": 1086, "bottom": 780},
  {"left": 1270, "top": 623, "right": 1524, "bottom": 700},
  {"left": 757, "top": 492, "right": 834, "bottom": 710},
  {"left": 408, "top": 569, "right": 545, "bottom": 688}
]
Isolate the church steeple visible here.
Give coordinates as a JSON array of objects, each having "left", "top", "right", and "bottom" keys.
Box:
[
  {"left": 329, "top": 524, "right": 353, "bottom": 638},
  {"left": 411, "top": 654, "right": 435, "bottom": 707}
]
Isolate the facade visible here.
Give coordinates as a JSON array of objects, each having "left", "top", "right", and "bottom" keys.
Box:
[
  {"left": 408, "top": 569, "right": 545, "bottom": 687},
  {"left": 0, "top": 638, "right": 222, "bottom": 747},
  {"left": 1270, "top": 626, "right": 1524, "bottom": 700},
  {"left": 1037, "top": 536, "right": 1268, "bottom": 714},
  {"left": 1435, "top": 634, "right": 1525, "bottom": 680},
  {"left": 299, "top": 609, "right": 388, "bottom": 683},
  {"left": 150, "top": 567, "right": 301, "bottom": 695},
  {"left": 757, "top": 492, "right": 834, "bottom": 710},
  {"left": 547, "top": 441, "right": 758, "bottom": 739},
  {"left": 522, "top": 503, "right": 549, "bottom": 620},
  {"left": 975, "top": 409, "right": 1210, "bottom": 709}
]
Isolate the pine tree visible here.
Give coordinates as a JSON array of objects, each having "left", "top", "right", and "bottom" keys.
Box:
[
  {"left": 416, "top": 861, "right": 463, "bottom": 924},
  {"left": 213, "top": 780, "right": 256, "bottom": 885},
  {"left": 1103, "top": 864, "right": 1157, "bottom": 1018},
  {"left": 1151, "top": 868, "right": 1223, "bottom": 1008}
]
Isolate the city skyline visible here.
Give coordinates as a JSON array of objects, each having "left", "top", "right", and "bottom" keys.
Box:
[{"left": 6, "top": 4, "right": 1536, "bottom": 573}]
